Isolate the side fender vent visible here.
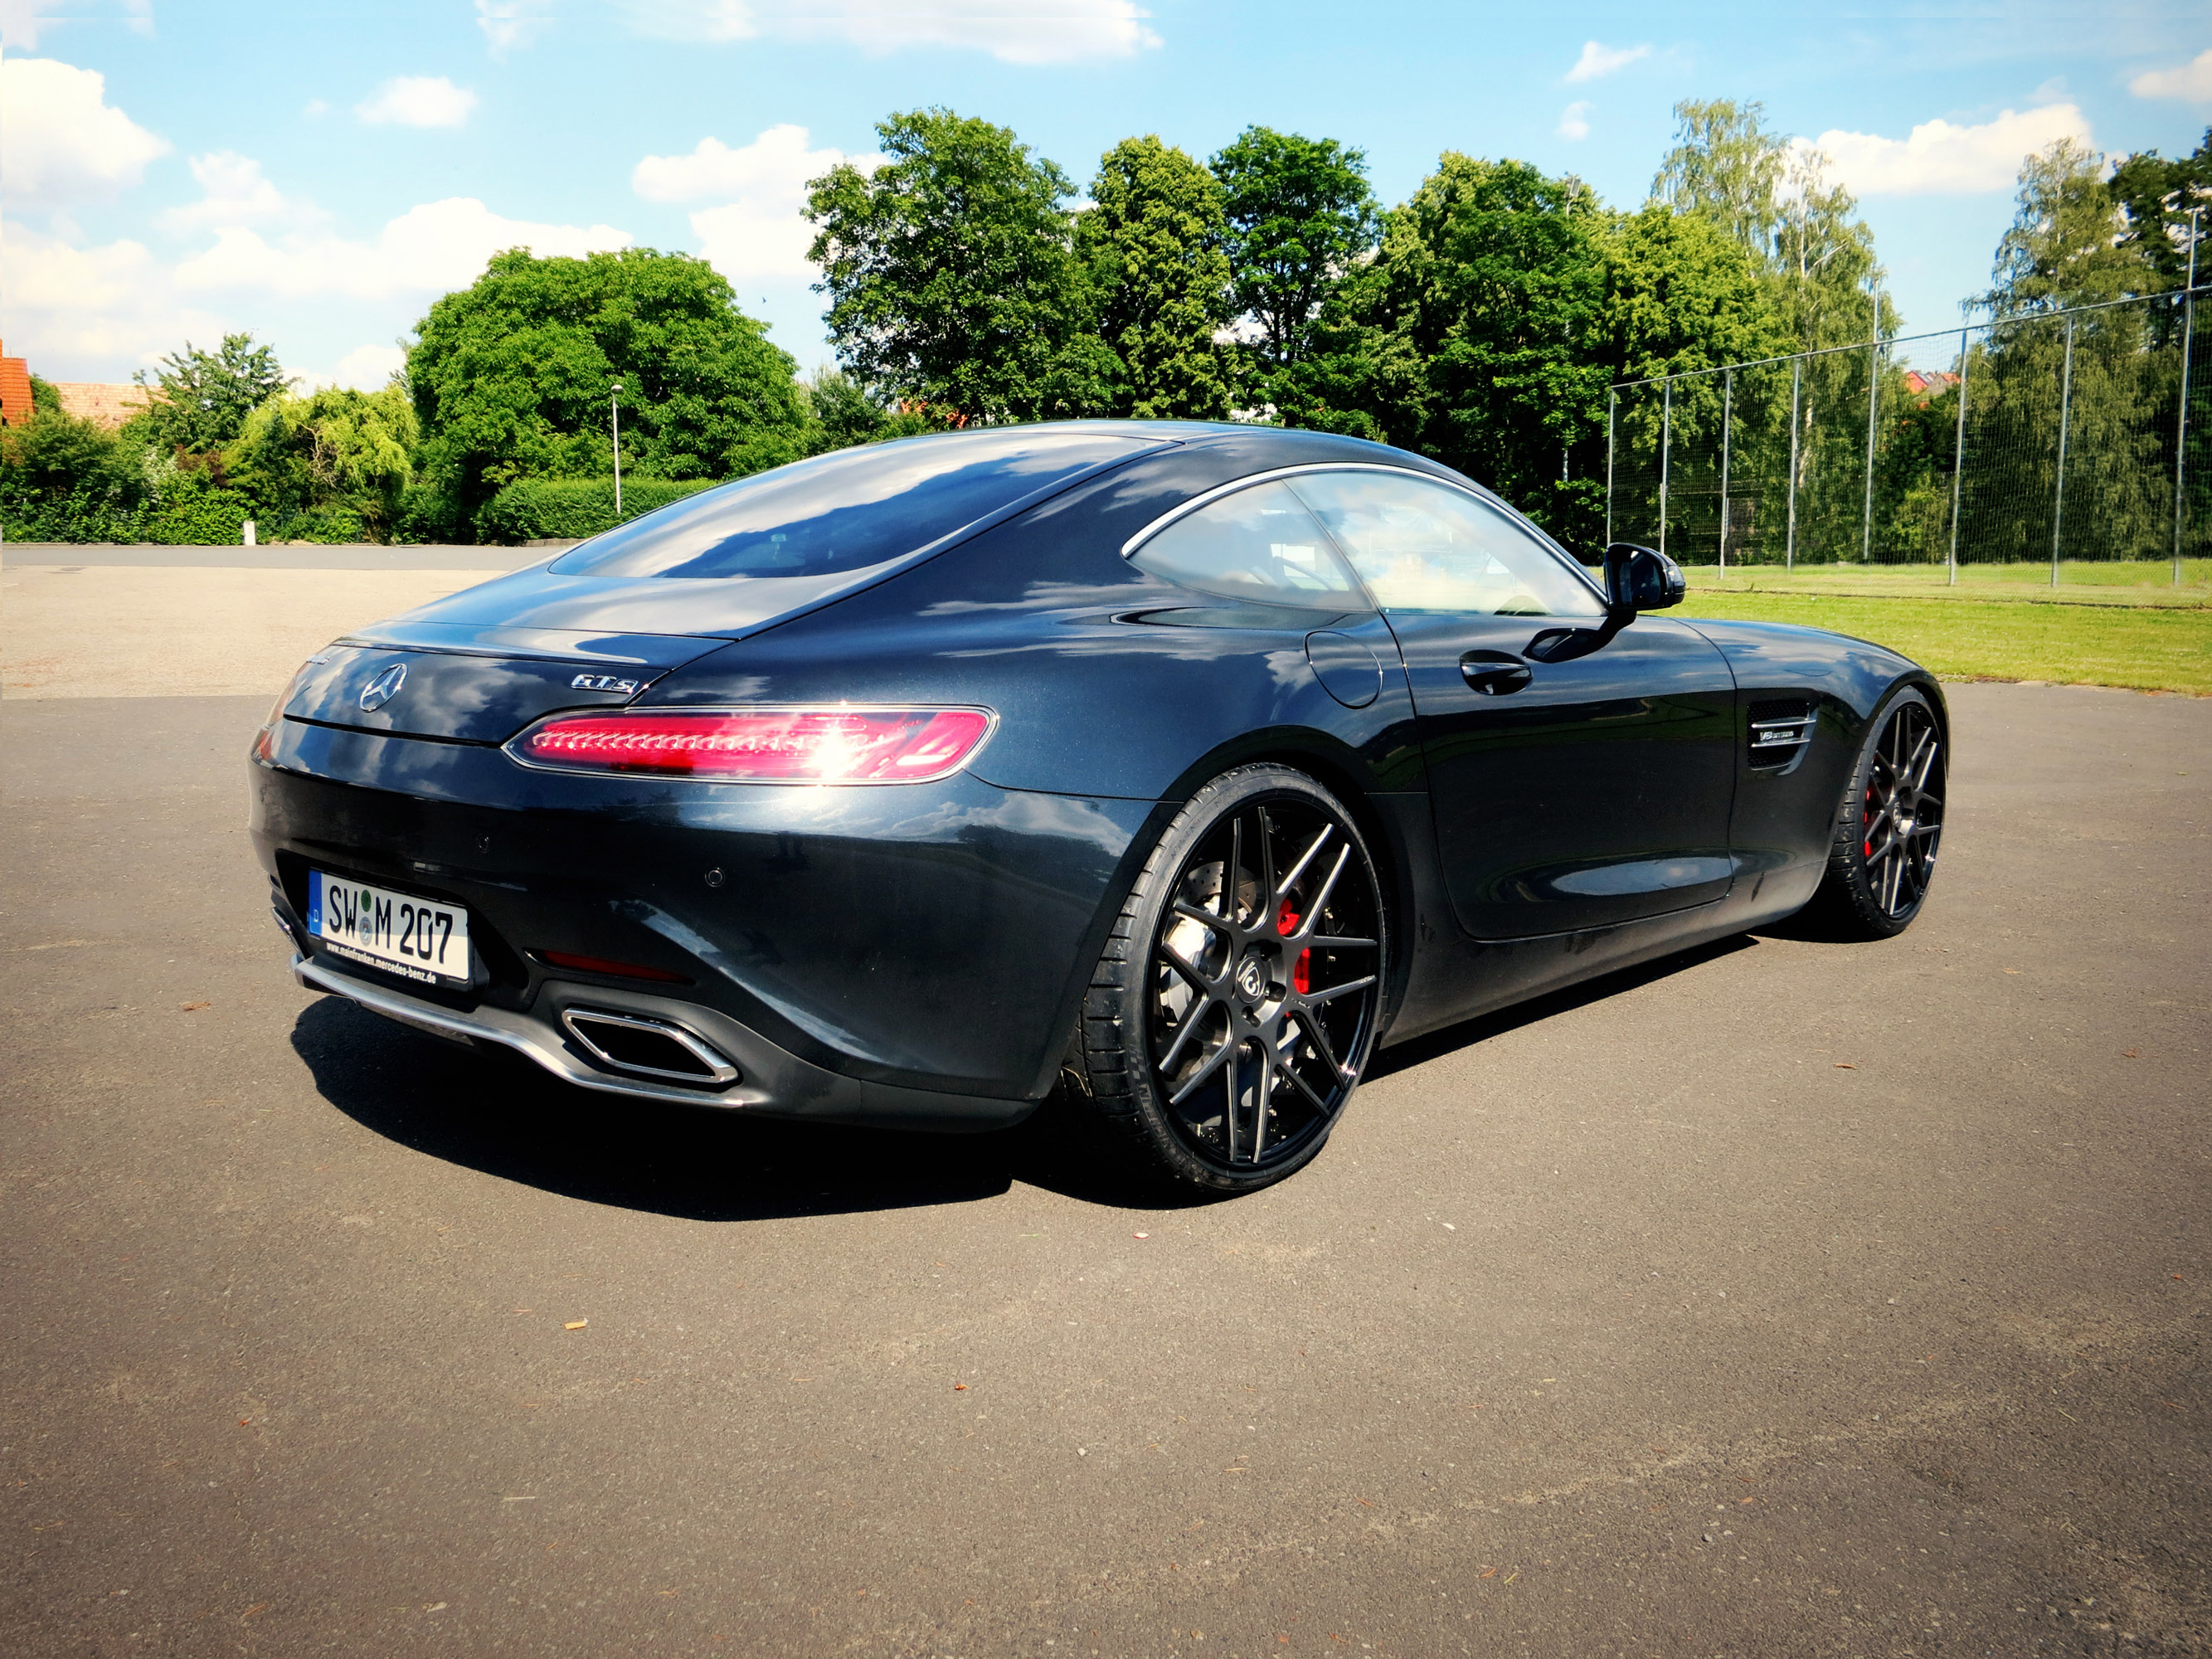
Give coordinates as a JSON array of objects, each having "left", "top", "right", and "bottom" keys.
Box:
[{"left": 1748, "top": 699, "right": 1815, "bottom": 771}]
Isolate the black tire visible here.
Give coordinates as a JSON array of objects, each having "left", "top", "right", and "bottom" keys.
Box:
[
  {"left": 1067, "top": 765, "right": 1388, "bottom": 1195},
  {"left": 1804, "top": 685, "right": 1947, "bottom": 940}
]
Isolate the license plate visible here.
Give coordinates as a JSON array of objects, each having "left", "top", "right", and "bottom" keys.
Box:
[{"left": 306, "top": 869, "right": 471, "bottom": 985}]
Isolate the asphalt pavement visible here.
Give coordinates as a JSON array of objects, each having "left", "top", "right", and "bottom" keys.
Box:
[{"left": 3, "top": 683, "right": 2207, "bottom": 1657}]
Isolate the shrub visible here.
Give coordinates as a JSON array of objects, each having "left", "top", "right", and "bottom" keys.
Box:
[{"left": 475, "top": 476, "right": 720, "bottom": 543}]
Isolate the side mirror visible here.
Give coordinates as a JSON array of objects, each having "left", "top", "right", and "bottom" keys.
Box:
[{"left": 1603, "top": 543, "right": 1685, "bottom": 615}]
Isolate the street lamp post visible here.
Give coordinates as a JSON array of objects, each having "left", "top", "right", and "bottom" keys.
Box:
[{"left": 610, "top": 381, "right": 624, "bottom": 517}]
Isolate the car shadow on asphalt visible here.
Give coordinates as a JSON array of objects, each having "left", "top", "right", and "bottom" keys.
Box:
[
  {"left": 290, "top": 996, "right": 1205, "bottom": 1221},
  {"left": 1367, "top": 932, "right": 1761, "bottom": 1080}
]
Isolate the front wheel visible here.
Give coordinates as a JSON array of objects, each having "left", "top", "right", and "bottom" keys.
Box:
[
  {"left": 1067, "top": 765, "right": 1388, "bottom": 1194},
  {"left": 1804, "top": 686, "right": 1947, "bottom": 939}
]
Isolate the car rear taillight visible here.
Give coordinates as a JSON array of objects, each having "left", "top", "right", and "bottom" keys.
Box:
[{"left": 509, "top": 707, "right": 994, "bottom": 784}]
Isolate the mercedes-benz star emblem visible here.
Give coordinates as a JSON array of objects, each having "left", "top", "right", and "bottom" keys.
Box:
[{"left": 357, "top": 662, "right": 407, "bottom": 713}]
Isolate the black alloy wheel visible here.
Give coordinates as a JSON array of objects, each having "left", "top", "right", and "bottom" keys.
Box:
[
  {"left": 1070, "top": 766, "right": 1387, "bottom": 1193},
  {"left": 1811, "top": 687, "right": 1947, "bottom": 939}
]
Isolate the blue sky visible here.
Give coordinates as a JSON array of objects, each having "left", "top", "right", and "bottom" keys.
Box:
[{"left": 4, "top": 0, "right": 2208, "bottom": 388}]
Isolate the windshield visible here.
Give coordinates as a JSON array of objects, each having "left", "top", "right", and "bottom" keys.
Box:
[{"left": 550, "top": 427, "right": 1162, "bottom": 581}]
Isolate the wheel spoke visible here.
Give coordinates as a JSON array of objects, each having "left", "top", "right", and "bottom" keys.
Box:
[
  {"left": 1302, "top": 973, "right": 1378, "bottom": 1006},
  {"left": 1308, "top": 934, "right": 1377, "bottom": 950},
  {"left": 1156, "top": 941, "right": 1215, "bottom": 992},
  {"left": 1293, "top": 1010, "right": 1345, "bottom": 1084},
  {"left": 1223, "top": 1039, "right": 1241, "bottom": 1164},
  {"left": 1171, "top": 898, "right": 1230, "bottom": 932},
  {"left": 1861, "top": 804, "right": 1892, "bottom": 844},
  {"left": 1169, "top": 1035, "right": 1234, "bottom": 1109},
  {"left": 1910, "top": 737, "right": 1941, "bottom": 791},
  {"left": 1252, "top": 1043, "right": 1274, "bottom": 1159},
  {"left": 1155, "top": 995, "right": 1217, "bottom": 1075},
  {"left": 1865, "top": 834, "right": 1903, "bottom": 864},
  {"left": 1274, "top": 823, "right": 1334, "bottom": 907},
  {"left": 1257, "top": 807, "right": 1278, "bottom": 923},
  {"left": 1228, "top": 813, "right": 1245, "bottom": 925},
  {"left": 1275, "top": 1058, "right": 1333, "bottom": 1116},
  {"left": 1300, "top": 843, "right": 1353, "bottom": 933}
]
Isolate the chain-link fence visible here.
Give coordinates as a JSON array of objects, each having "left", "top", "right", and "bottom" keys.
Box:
[{"left": 1606, "top": 287, "right": 2211, "bottom": 582}]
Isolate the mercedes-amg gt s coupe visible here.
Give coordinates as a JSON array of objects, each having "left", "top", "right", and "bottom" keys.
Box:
[{"left": 252, "top": 421, "right": 1945, "bottom": 1192}]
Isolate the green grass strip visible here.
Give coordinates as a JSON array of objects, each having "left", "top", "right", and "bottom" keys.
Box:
[{"left": 1677, "top": 591, "right": 2212, "bottom": 696}]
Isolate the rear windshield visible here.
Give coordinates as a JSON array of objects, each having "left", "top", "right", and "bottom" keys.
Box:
[{"left": 550, "top": 427, "right": 1161, "bottom": 581}]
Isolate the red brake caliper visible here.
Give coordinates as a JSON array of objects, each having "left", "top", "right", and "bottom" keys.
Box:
[
  {"left": 1864, "top": 781, "right": 1877, "bottom": 860},
  {"left": 1278, "top": 904, "right": 1310, "bottom": 995}
]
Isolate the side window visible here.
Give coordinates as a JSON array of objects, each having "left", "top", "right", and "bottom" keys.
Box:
[
  {"left": 1129, "top": 480, "right": 1366, "bottom": 608},
  {"left": 1287, "top": 471, "right": 1605, "bottom": 618}
]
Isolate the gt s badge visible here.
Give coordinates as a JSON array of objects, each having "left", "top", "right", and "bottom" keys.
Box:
[
  {"left": 571, "top": 674, "right": 641, "bottom": 693},
  {"left": 357, "top": 662, "right": 407, "bottom": 713}
]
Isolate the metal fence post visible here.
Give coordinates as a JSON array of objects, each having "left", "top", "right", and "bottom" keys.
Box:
[
  {"left": 1786, "top": 357, "right": 1801, "bottom": 572},
  {"left": 1605, "top": 388, "right": 1616, "bottom": 548},
  {"left": 1658, "top": 377, "right": 1672, "bottom": 557},
  {"left": 1719, "top": 368, "right": 1732, "bottom": 570},
  {"left": 2176, "top": 210, "right": 2200, "bottom": 586},
  {"left": 2052, "top": 313, "right": 2075, "bottom": 588},
  {"left": 1947, "top": 327, "right": 1969, "bottom": 587},
  {"left": 1861, "top": 331, "right": 1879, "bottom": 564}
]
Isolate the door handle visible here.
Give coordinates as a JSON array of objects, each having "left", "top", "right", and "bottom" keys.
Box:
[{"left": 1461, "top": 652, "right": 1532, "bottom": 696}]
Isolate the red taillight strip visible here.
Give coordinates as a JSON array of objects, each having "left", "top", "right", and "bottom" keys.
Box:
[{"left": 507, "top": 706, "right": 995, "bottom": 785}]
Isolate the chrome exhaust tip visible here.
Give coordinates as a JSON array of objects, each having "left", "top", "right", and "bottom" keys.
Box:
[{"left": 559, "top": 1008, "right": 741, "bottom": 1087}]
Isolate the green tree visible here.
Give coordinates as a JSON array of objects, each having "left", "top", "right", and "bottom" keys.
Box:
[
  {"left": 128, "top": 333, "right": 289, "bottom": 452},
  {"left": 231, "top": 382, "right": 420, "bottom": 541},
  {"left": 1317, "top": 155, "right": 1610, "bottom": 536},
  {"left": 806, "top": 108, "right": 1116, "bottom": 425},
  {"left": 1652, "top": 99, "right": 1786, "bottom": 259},
  {"left": 1212, "top": 127, "right": 1380, "bottom": 402},
  {"left": 1983, "top": 139, "right": 2159, "bottom": 318},
  {"left": 0, "top": 406, "right": 143, "bottom": 504},
  {"left": 799, "top": 367, "right": 931, "bottom": 453},
  {"left": 29, "top": 374, "right": 62, "bottom": 418},
  {"left": 408, "top": 246, "right": 805, "bottom": 535},
  {"left": 2110, "top": 126, "right": 2212, "bottom": 294},
  {"left": 1654, "top": 99, "right": 1889, "bottom": 349},
  {"left": 1078, "top": 135, "right": 1236, "bottom": 419}
]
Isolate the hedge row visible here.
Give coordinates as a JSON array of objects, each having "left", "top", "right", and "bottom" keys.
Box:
[
  {"left": 475, "top": 476, "right": 720, "bottom": 543},
  {"left": 0, "top": 478, "right": 254, "bottom": 545}
]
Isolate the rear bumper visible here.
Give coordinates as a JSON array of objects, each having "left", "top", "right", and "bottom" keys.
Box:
[
  {"left": 252, "top": 717, "right": 1165, "bottom": 1111},
  {"left": 289, "top": 947, "right": 1038, "bottom": 1132}
]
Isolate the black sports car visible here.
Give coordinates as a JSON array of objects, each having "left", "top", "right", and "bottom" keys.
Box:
[{"left": 251, "top": 421, "right": 1946, "bottom": 1192}]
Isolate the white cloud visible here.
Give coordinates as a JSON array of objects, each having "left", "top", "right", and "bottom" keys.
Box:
[
  {"left": 634, "top": 125, "right": 875, "bottom": 278},
  {"left": 355, "top": 75, "right": 478, "bottom": 128},
  {"left": 175, "top": 197, "right": 632, "bottom": 299},
  {"left": 2129, "top": 49, "right": 2212, "bottom": 104},
  {"left": 1564, "top": 40, "right": 1648, "bottom": 83},
  {"left": 1558, "top": 101, "right": 1592, "bottom": 141},
  {"left": 304, "top": 97, "right": 329, "bottom": 116},
  {"left": 0, "top": 56, "right": 170, "bottom": 211},
  {"left": 155, "top": 151, "right": 322, "bottom": 233},
  {"left": 0, "top": 0, "right": 153, "bottom": 50},
  {"left": 321, "top": 343, "right": 410, "bottom": 391},
  {"left": 477, "top": 0, "right": 554, "bottom": 54},
  {"left": 1801, "top": 102, "right": 2093, "bottom": 197},
  {"left": 0, "top": 222, "right": 226, "bottom": 377},
  {"left": 619, "top": 0, "right": 1160, "bottom": 64}
]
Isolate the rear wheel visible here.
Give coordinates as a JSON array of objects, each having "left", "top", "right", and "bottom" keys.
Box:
[
  {"left": 1068, "top": 766, "right": 1387, "bottom": 1194},
  {"left": 1805, "top": 687, "right": 1946, "bottom": 939}
]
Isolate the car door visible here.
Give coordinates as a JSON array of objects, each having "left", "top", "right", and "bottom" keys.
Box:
[{"left": 1289, "top": 469, "right": 1738, "bottom": 940}]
